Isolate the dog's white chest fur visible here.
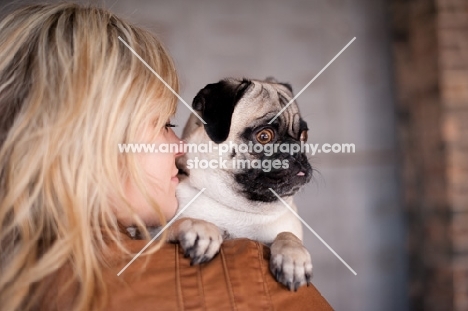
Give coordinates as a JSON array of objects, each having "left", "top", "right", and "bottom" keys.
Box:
[{"left": 176, "top": 178, "right": 303, "bottom": 244}]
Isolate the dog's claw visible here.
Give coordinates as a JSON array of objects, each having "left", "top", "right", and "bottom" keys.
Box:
[
  {"left": 294, "top": 282, "right": 300, "bottom": 292},
  {"left": 190, "top": 255, "right": 209, "bottom": 266},
  {"left": 305, "top": 273, "right": 312, "bottom": 285},
  {"left": 275, "top": 268, "right": 282, "bottom": 281}
]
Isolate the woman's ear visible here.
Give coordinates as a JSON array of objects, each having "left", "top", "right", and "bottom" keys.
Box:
[{"left": 192, "top": 79, "right": 251, "bottom": 143}]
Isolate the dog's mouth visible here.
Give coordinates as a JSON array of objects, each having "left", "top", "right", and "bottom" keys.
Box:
[{"left": 234, "top": 153, "right": 312, "bottom": 202}]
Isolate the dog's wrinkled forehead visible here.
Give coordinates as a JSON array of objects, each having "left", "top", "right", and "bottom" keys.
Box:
[{"left": 232, "top": 79, "right": 302, "bottom": 139}]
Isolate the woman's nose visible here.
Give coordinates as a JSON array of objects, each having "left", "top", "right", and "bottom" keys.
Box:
[
  {"left": 175, "top": 140, "right": 185, "bottom": 157},
  {"left": 169, "top": 130, "right": 185, "bottom": 157}
]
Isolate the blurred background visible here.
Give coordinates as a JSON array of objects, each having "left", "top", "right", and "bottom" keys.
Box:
[{"left": 1, "top": 0, "right": 467, "bottom": 310}]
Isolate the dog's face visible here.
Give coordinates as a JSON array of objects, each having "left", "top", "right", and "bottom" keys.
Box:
[{"left": 181, "top": 77, "right": 312, "bottom": 203}]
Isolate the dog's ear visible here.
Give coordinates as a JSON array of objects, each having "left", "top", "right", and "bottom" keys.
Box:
[
  {"left": 265, "top": 76, "right": 293, "bottom": 93},
  {"left": 192, "top": 79, "right": 252, "bottom": 143},
  {"left": 280, "top": 82, "right": 293, "bottom": 93}
]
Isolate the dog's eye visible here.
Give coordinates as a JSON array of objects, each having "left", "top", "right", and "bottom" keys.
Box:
[
  {"left": 300, "top": 130, "right": 308, "bottom": 142},
  {"left": 256, "top": 128, "right": 275, "bottom": 144}
]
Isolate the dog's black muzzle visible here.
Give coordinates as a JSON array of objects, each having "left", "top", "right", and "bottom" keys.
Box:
[{"left": 234, "top": 142, "right": 312, "bottom": 202}]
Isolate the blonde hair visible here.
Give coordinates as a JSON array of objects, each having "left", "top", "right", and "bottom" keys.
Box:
[{"left": 0, "top": 3, "right": 178, "bottom": 310}]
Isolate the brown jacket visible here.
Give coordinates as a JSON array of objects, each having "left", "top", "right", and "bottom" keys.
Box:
[
  {"left": 42, "top": 234, "right": 333, "bottom": 310},
  {"left": 102, "top": 237, "right": 333, "bottom": 311}
]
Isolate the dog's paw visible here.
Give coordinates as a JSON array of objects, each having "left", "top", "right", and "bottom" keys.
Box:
[
  {"left": 169, "top": 218, "right": 223, "bottom": 265},
  {"left": 269, "top": 232, "right": 313, "bottom": 291}
]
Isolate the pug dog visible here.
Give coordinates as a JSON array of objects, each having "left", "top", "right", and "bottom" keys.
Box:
[{"left": 166, "top": 77, "right": 313, "bottom": 291}]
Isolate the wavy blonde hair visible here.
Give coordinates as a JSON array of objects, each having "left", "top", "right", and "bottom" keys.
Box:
[{"left": 0, "top": 3, "right": 178, "bottom": 310}]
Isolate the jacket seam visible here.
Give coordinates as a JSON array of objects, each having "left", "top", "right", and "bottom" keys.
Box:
[
  {"left": 256, "top": 243, "right": 274, "bottom": 311},
  {"left": 220, "top": 247, "right": 237, "bottom": 311},
  {"left": 197, "top": 264, "right": 207, "bottom": 310},
  {"left": 175, "top": 244, "right": 184, "bottom": 310}
]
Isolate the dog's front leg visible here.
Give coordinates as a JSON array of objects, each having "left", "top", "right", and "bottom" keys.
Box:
[
  {"left": 270, "top": 232, "right": 313, "bottom": 291},
  {"left": 167, "top": 217, "right": 223, "bottom": 265}
]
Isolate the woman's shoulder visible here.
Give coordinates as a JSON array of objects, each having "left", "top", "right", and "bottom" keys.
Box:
[{"left": 104, "top": 238, "right": 333, "bottom": 311}]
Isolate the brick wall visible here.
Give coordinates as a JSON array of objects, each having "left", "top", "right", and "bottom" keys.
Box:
[{"left": 390, "top": 0, "right": 468, "bottom": 310}]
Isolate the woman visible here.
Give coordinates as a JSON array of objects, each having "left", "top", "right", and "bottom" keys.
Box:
[{"left": 0, "top": 3, "right": 332, "bottom": 310}]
